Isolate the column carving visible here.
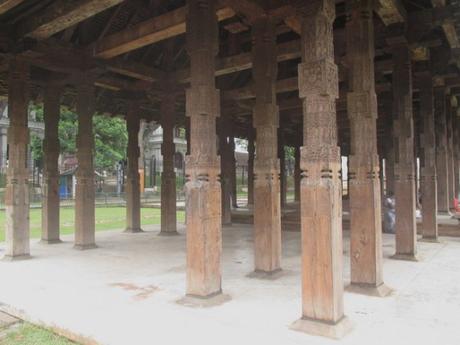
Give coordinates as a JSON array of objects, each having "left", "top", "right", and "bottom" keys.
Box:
[
  {"left": 74, "top": 79, "right": 96, "bottom": 250},
  {"left": 252, "top": 17, "right": 281, "bottom": 274},
  {"left": 41, "top": 85, "right": 61, "bottom": 244},
  {"left": 4, "top": 58, "right": 30, "bottom": 260},
  {"left": 185, "top": 0, "right": 222, "bottom": 298},
  {"left": 291, "top": 0, "right": 351, "bottom": 337},
  {"left": 160, "top": 92, "right": 178, "bottom": 235}
]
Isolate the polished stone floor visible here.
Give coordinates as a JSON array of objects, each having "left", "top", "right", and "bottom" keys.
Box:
[{"left": 0, "top": 222, "right": 459, "bottom": 345}]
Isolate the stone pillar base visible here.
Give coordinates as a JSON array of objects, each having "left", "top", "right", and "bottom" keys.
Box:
[
  {"left": 290, "top": 316, "right": 353, "bottom": 340},
  {"left": 74, "top": 244, "right": 97, "bottom": 251},
  {"left": 124, "top": 228, "right": 144, "bottom": 234},
  {"left": 390, "top": 253, "right": 419, "bottom": 262},
  {"left": 438, "top": 211, "right": 452, "bottom": 217},
  {"left": 419, "top": 236, "right": 441, "bottom": 243},
  {"left": 1, "top": 254, "right": 31, "bottom": 262},
  {"left": 346, "top": 283, "right": 393, "bottom": 297},
  {"left": 177, "top": 291, "right": 230, "bottom": 308},
  {"left": 39, "top": 239, "right": 62, "bottom": 245},
  {"left": 247, "top": 268, "right": 283, "bottom": 280},
  {"left": 158, "top": 230, "right": 180, "bottom": 236}
]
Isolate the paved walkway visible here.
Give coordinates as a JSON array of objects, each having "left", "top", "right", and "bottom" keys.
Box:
[{"left": 0, "top": 225, "right": 459, "bottom": 345}]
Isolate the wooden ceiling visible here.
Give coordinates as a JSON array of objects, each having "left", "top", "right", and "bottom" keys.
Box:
[{"left": 0, "top": 0, "right": 460, "bottom": 152}]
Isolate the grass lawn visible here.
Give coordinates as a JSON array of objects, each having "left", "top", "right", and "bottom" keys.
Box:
[
  {"left": 0, "top": 323, "right": 76, "bottom": 345},
  {"left": 0, "top": 207, "right": 185, "bottom": 243}
]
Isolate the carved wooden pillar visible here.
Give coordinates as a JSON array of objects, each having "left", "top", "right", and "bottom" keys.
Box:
[
  {"left": 74, "top": 79, "right": 96, "bottom": 250},
  {"left": 160, "top": 93, "right": 178, "bottom": 235},
  {"left": 125, "top": 103, "right": 143, "bottom": 233},
  {"left": 446, "top": 96, "right": 455, "bottom": 208},
  {"left": 435, "top": 87, "right": 450, "bottom": 214},
  {"left": 278, "top": 129, "right": 286, "bottom": 208},
  {"left": 391, "top": 43, "right": 417, "bottom": 260},
  {"left": 252, "top": 17, "right": 281, "bottom": 274},
  {"left": 230, "top": 133, "right": 237, "bottom": 208},
  {"left": 291, "top": 1, "right": 351, "bottom": 338},
  {"left": 41, "top": 85, "right": 61, "bottom": 244},
  {"left": 419, "top": 72, "right": 438, "bottom": 241},
  {"left": 346, "top": 0, "right": 388, "bottom": 296},
  {"left": 294, "top": 144, "right": 301, "bottom": 202},
  {"left": 247, "top": 128, "right": 255, "bottom": 206},
  {"left": 383, "top": 93, "right": 395, "bottom": 196},
  {"left": 219, "top": 114, "right": 232, "bottom": 225},
  {"left": 185, "top": 0, "right": 222, "bottom": 298},
  {"left": 4, "top": 58, "right": 30, "bottom": 260}
]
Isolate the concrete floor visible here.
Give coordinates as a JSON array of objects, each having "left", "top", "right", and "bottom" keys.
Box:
[{"left": 0, "top": 224, "right": 459, "bottom": 345}]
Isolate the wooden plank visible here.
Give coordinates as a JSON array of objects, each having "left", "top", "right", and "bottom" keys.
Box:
[
  {"left": 0, "top": 0, "right": 26, "bottom": 15},
  {"left": 374, "top": 0, "right": 406, "bottom": 25},
  {"left": 94, "top": 6, "right": 235, "bottom": 59},
  {"left": 17, "top": 0, "right": 124, "bottom": 40}
]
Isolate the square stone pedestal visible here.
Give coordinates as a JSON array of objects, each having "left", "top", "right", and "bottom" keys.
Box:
[
  {"left": 346, "top": 283, "right": 393, "bottom": 297},
  {"left": 290, "top": 316, "right": 353, "bottom": 339}
]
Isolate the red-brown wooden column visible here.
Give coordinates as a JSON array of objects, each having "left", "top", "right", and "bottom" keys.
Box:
[
  {"left": 454, "top": 115, "right": 460, "bottom": 199},
  {"left": 185, "top": 0, "right": 222, "bottom": 298},
  {"left": 74, "top": 79, "right": 96, "bottom": 250},
  {"left": 294, "top": 145, "right": 301, "bottom": 202},
  {"left": 252, "top": 17, "right": 281, "bottom": 274},
  {"left": 230, "top": 134, "right": 237, "bottom": 208},
  {"left": 219, "top": 114, "right": 232, "bottom": 225},
  {"left": 391, "top": 43, "right": 417, "bottom": 260},
  {"left": 446, "top": 96, "right": 455, "bottom": 209},
  {"left": 41, "top": 85, "right": 61, "bottom": 244},
  {"left": 278, "top": 129, "right": 286, "bottom": 208},
  {"left": 4, "top": 58, "right": 30, "bottom": 260},
  {"left": 346, "top": 0, "right": 389, "bottom": 296},
  {"left": 160, "top": 93, "right": 178, "bottom": 235},
  {"left": 291, "top": 0, "right": 351, "bottom": 338},
  {"left": 247, "top": 129, "right": 255, "bottom": 207},
  {"left": 435, "top": 87, "right": 450, "bottom": 214},
  {"left": 125, "top": 103, "right": 143, "bottom": 233},
  {"left": 383, "top": 94, "right": 395, "bottom": 196},
  {"left": 419, "top": 72, "right": 439, "bottom": 241}
]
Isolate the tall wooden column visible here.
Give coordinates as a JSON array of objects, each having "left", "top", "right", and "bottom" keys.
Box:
[
  {"left": 346, "top": 0, "right": 388, "bottom": 296},
  {"left": 294, "top": 145, "right": 301, "bottom": 202},
  {"left": 74, "top": 80, "right": 96, "bottom": 250},
  {"left": 278, "top": 130, "right": 286, "bottom": 208},
  {"left": 391, "top": 43, "right": 417, "bottom": 260},
  {"left": 291, "top": 1, "right": 351, "bottom": 338},
  {"left": 446, "top": 97, "right": 455, "bottom": 208},
  {"left": 220, "top": 115, "right": 232, "bottom": 225},
  {"left": 125, "top": 103, "right": 143, "bottom": 233},
  {"left": 454, "top": 116, "right": 460, "bottom": 199},
  {"left": 230, "top": 134, "right": 237, "bottom": 208},
  {"left": 419, "top": 72, "right": 438, "bottom": 241},
  {"left": 435, "top": 87, "right": 450, "bottom": 214},
  {"left": 383, "top": 95, "right": 395, "bottom": 196},
  {"left": 4, "top": 58, "right": 30, "bottom": 260},
  {"left": 185, "top": 0, "right": 222, "bottom": 298},
  {"left": 247, "top": 129, "right": 255, "bottom": 207},
  {"left": 160, "top": 93, "right": 178, "bottom": 235},
  {"left": 252, "top": 17, "right": 281, "bottom": 274},
  {"left": 41, "top": 85, "right": 61, "bottom": 244}
]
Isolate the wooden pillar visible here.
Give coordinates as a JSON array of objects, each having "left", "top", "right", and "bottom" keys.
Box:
[
  {"left": 454, "top": 115, "right": 460, "bottom": 199},
  {"left": 160, "top": 93, "right": 178, "bottom": 235},
  {"left": 278, "top": 130, "right": 286, "bottom": 208},
  {"left": 4, "top": 58, "right": 30, "bottom": 260},
  {"left": 230, "top": 134, "right": 237, "bottom": 208},
  {"left": 185, "top": 0, "right": 222, "bottom": 298},
  {"left": 41, "top": 85, "right": 61, "bottom": 244},
  {"left": 435, "top": 87, "right": 450, "bottom": 214},
  {"left": 291, "top": 0, "right": 351, "bottom": 338},
  {"left": 220, "top": 115, "right": 232, "bottom": 225},
  {"left": 247, "top": 129, "right": 255, "bottom": 207},
  {"left": 384, "top": 93, "right": 396, "bottom": 196},
  {"left": 419, "top": 72, "right": 438, "bottom": 241},
  {"left": 294, "top": 145, "right": 301, "bottom": 202},
  {"left": 446, "top": 97, "right": 455, "bottom": 209},
  {"left": 74, "top": 79, "right": 96, "bottom": 250},
  {"left": 125, "top": 103, "right": 143, "bottom": 233},
  {"left": 252, "top": 17, "right": 281, "bottom": 274},
  {"left": 346, "top": 0, "right": 388, "bottom": 296},
  {"left": 391, "top": 43, "right": 417, "bottom": 260}
]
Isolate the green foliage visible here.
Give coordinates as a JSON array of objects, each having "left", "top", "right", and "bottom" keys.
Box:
[
  {"left": 0, "top": 323, "right": 75, "bottom": 345},
  {"left": 30, "top": 106, "right": 128, "bottom": 174}
]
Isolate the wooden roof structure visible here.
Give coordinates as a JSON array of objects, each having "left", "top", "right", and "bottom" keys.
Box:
[{"left": 1, "top": 0, "right": 460, "bottom": 152}]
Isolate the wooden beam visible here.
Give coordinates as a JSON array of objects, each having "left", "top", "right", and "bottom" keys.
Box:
[
  {"left": 375, "top": 0, "right": 407, "bottom": 26},
  {"left": 0, "top": 0, "right": 26, "bottom": 15},
  {"left": 17, "top": 0, "right": 124, "bottom": 40},
  {"left": 93, "top": 6, "right": 235, "bottom": 59},
  {"left": 219, "top": 0, "right": 266, "bottom": 22},
  {"left": 105, "top": 59, "right": 166, "bottom": 82},
  {"left": 431, "top": 1, "right": 460, "bottom": 48}
]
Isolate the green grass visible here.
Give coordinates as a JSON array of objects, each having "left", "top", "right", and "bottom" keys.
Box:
[
  {"left": 0, "top": 323, "right": 75, "bottom": 345},
  {"left": 0, "top": 207, "right": 185, "bottom": 242}
]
